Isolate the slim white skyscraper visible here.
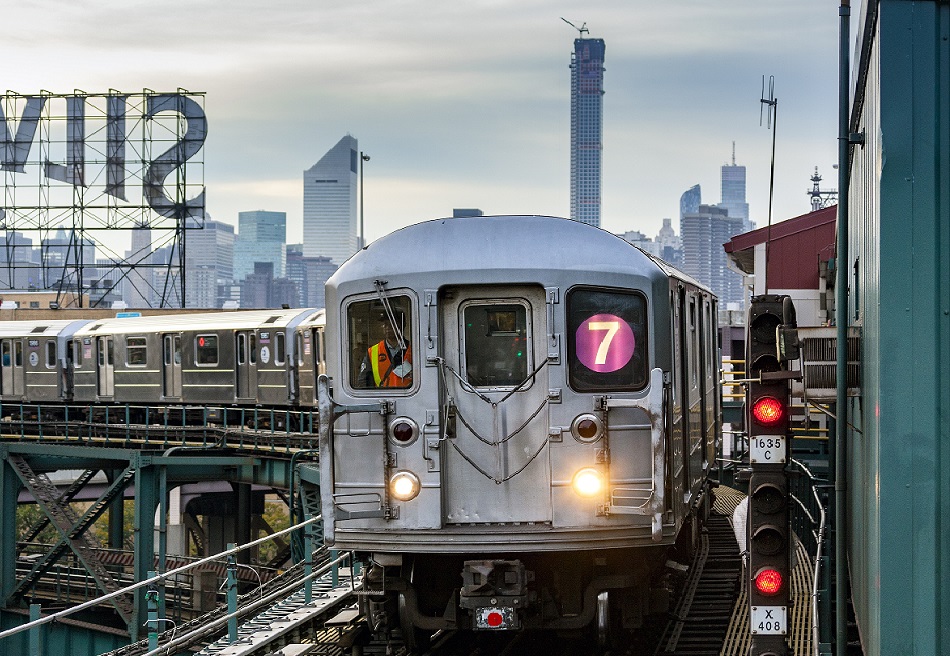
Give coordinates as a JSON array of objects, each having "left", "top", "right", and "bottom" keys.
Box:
[
  {"left": 569, "top": 37, "right": 606, "bottom": 227},
  {"left": 720, "top": 145, "right": 751, "bottom": 232},
  {"left": 303, "top": 136, "right": 358, "bottom": 266}
]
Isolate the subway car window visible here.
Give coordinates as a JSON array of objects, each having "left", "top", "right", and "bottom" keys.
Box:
[
  {"left": 46, "top": 341, "right": 56, "bottom": 368},
  {"left": 349, "top": 296, "right": 413, "bottom": 390},
  {"left": 275, "top": 332, "right": 285, "bottom": 365},
  {"left": 73, "top": 340, "right": 82, "bottom": 368},
  {"left": 568, "top": 288, "right": 648, "bottom": 391},
  {"left": 250, "top": 334, "right": 257, "bottom": 364},
  {"left": 462, "top": 302, "right": 529, "bottom": 388},
  {"left": 127, "top": 337, "right": 147, "bottom": 366},
  {"left": 15, "top": 342, "right": 22, "bottom": 367},
  {"left": 196, "top": 335, "right": 219, "bottom": 366}
]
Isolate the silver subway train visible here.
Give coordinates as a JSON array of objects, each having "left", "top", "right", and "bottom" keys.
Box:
[
  {"left": 0, "top": 308, "right": 326, "bottom": 413},
  {"left": 318, "top": 215, "right": 721, "bottom": 646}
]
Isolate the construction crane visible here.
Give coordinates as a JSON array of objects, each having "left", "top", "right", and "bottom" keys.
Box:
[{"left": 560, "top": 17, "right": 589, "bottom": 37}]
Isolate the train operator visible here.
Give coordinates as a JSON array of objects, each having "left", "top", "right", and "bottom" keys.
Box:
[{"left": 359, "top": 310, "right": 412, "bottom": 388}]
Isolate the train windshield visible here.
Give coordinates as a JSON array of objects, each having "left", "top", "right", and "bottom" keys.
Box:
[
  {"left": 348, "top": 296, "right": 413, "bottom": 390},
  {"left": 461, "top": 301, "right": 530, "bottom": 388},
  {"left": 567, "top": 288, "right": 648, "bottom": 391}
]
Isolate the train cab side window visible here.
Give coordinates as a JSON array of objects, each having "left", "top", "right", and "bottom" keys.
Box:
[
  {"left": 14, "top": 342, "right": 22, "bottom": 367},
  {"left": 348, "top": 296, "right": 413, "bottom": 390},
  {"left": 72, "top": 340, "right": 82, "bottom": 368},
  {"left": 196, "top": 334, "right": 218, "bottom": 366},
  {"left": 275, "top": 332, "right": 286, "bottom": 365},
  {"left": 127, "top": 337, "right": 147, "bottom": 366},
  {"left": 461, "top": 302, "right": 530, "bottom": 388},
  {"left": 249, "top": 334, "right": 258, "bottom": 364},
  {"left": 567, "top": 288, "right": 648, "bottom": 392},
  {"left": 45, "top": 341, "right": 56, "bottom": 368}
]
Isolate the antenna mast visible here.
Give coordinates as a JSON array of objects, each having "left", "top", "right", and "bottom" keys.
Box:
[{"left": 760, "top": 75, "right": 778, "bottom": 294}]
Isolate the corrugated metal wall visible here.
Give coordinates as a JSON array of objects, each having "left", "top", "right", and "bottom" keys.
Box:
[{"left": 848, "top": 2, "right": 950, "bottom": 654}]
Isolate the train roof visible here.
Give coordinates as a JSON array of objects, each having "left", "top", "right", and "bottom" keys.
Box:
[
  {"left": 0, "top": 319, "right": 92, "bottom": 338},
  {"left": 332, "top": 215, "right": 711, "bottom": 294},
  {"left": 70, "top": 308, "right": 322, "bottom": 337}
]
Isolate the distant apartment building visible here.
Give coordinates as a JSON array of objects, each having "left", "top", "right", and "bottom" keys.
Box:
[
  {"left": 680, "top": 204, "right": 745, "bottom": 306},
  {"left": 185, "top": 220, "right": 234, "bottom": 308},
  {"left": 234, "top": 210, "right": 287, "bottom": 281},
  {"left": 569, "top": 37, "right": 606, "bottom": 227},
  {"left": 286, "top": 244, "right": 337, "bottom": 309},
  {"left": 303, "top": 136, "right": 358, "bottom": 266}
]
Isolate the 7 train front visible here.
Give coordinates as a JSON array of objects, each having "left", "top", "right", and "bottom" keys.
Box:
[{"left": 318, "top": 216, "right": 719, "bottom": 648}]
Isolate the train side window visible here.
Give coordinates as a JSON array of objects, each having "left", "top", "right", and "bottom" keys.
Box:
[
  {"left": 348, "top": 296, "right": 413, "bottom": 390},
  {"left": 461, "top": 302, "right": 530, "bottom": 388},
  {"left": 296, "top": 333, "right": 305, "bottom": 366},
  {"left": 567, "top": 287, "right": 648, "bottom": 392},
  {"left": 72, "top": 340, "right": 82, "bottom": 368},
  {"left": 196, "top": 334, "right": 218, "bottom": 366},
  {"left": 127, "top": 337, "right": 147, "bottom": 366},
  {"left": 14, "top": 342, "right": 22, "bottom": 367},
  {"left": 275, "top": 332, "right": 286, "bottom": 365},
  {"left": 249, "top": 334, "right": 258, "bottom": 364},
  {"left": 45, "top": 341, "right": 56, "bottom": 368}
]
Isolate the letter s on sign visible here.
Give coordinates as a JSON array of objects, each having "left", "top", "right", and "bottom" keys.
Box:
[{"left": 143, "top": 94, "right": 206, "bottom": 219}]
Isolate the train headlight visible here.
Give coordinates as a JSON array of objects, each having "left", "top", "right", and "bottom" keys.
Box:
[
  {"left": 570, "top": 413, "right": 604, "bottom": 443},
  {"left": 389, "top": 471, "right": 421, "bottom": 501},
  {"left": 571, "top": 467, "right": 604, "bottom": 498}
]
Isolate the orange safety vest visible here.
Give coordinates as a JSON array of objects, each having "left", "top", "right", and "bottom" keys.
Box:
[{"left": 369, "top": 342, "right": 412, "bottom": 387}]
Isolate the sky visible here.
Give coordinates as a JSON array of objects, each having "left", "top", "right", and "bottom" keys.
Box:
[{"left": 1, "top": 0, "right": 845, "bottom": 252}]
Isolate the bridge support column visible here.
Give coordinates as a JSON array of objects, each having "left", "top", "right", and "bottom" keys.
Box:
[
  {"left": 132, "top": 456, "right": 158, "bottom": 642},
  {"left": 0, "top": 450, "right": 20, "bottom": 605},
  {"left": 235, "top": 483, "right": 251, "bottom": 565},
  {"left": 108, "top": 469, "right": 126, "bottom": 550}
]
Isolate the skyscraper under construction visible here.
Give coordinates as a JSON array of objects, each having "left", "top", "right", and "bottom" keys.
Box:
[{"left": 569, "top": 36, "right": 605, "bottom": 227}]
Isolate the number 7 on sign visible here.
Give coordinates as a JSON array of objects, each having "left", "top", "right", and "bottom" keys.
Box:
[{"left": 588, "top": 321, "right": 620, "bottom": 365}]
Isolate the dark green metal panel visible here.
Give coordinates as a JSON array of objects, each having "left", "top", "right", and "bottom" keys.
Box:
[
  {"left": 0, "top": 451, "right": 20, "bottom": 604},
  {"left": 848, "top": 2, "right": 950, "bottom": 654},
  {"left": 1, "top": 611, "right": 129, "bottom": 656}
]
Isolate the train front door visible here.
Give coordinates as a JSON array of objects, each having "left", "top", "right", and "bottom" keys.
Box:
[
  {"left": 96, "top": 336, "right": 114, "bottom": 398},
  {"left": 163, "top": 333, "right": 182, "bottom": 399},
  {"left": 439, "top": 285, "right": 552, "bottom": 524},
  {"left": 235, "top": 331, "right": 258, "bottom": 400},
  {"left": 1, "top": 339, "right": 24, "bottom": 397}
]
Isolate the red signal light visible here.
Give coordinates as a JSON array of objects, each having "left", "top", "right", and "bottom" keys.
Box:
[
  {"left": 752, "top": 396, "right": 785, "bottom": 426},
  {"left": 754, "top": 568, "right": 783, "bottom": 596}
]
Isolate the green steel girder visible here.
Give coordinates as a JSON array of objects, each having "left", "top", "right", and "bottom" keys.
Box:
[{"left": 6, "top": 454, "right": 135, "bottom": 623}]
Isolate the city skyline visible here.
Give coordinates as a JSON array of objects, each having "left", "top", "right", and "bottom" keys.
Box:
[{"left": 2, "top": 1, "right": 841, "bottom": 253}]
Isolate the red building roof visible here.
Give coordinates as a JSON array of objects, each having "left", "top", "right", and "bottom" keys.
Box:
[{"left": 723, "top": 205, "right": 837, "bottom": 291}]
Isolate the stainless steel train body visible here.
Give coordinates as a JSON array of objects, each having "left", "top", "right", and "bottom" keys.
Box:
[
  {"left": 69, "top": 309, "right": 323, "bottom": 406},
  {"left": 319, "top": 215, "right": 720, "bottom": 638},
  {"left": 0, "top": 320, "right": 92, "bottom": 402},
  {"left": 2, "top": 309, "right": 324, "bottom": 409}
]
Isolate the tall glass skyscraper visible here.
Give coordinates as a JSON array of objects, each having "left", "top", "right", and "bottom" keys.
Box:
[
  {"left": 569, "top": 38, "right": 606, "bottom": 227},
  {"left": 303, "top": 136, "right": 358, "bottom": 266},
  {"left": 234, "top": 210, "right": 287, "bottom": 281}
]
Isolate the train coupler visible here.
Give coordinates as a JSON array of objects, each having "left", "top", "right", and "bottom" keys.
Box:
[{"left": 459, "top": 559, "right": 536, "bottom": 630}]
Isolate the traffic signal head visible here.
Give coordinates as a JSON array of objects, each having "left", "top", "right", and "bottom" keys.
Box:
[
  {"left": 747, "top": 471, "right": 790, "bottom": 605},
  {"left": 746, "top": 295, "right": 791, "bottom": 439}
]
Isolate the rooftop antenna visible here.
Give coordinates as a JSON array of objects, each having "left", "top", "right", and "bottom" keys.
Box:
[
  {"left": 560, "top": 17, "right": 589, "bottom": 37},
  {"left": 760, "top": 75, "right": 778, "bottom": 294},
  {"left": 807, "top": 166, "right": 838, "bottom": 212}
]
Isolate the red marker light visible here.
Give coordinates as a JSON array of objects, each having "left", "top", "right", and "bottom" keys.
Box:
[
  {"left": 392, "top": 421, "right": 414, "bottom": 442},
  {"left": 754, "top": 568, "right": 783, "bottom": 596},
  {"left": 198, "top": 337, "right": 205, "bottom": 347},
  {"left": 487, "top": 611, "right": 503, "bottom": 627},
  {"left": 752, "top": 396, "right": 785, "bottom": 426}
]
